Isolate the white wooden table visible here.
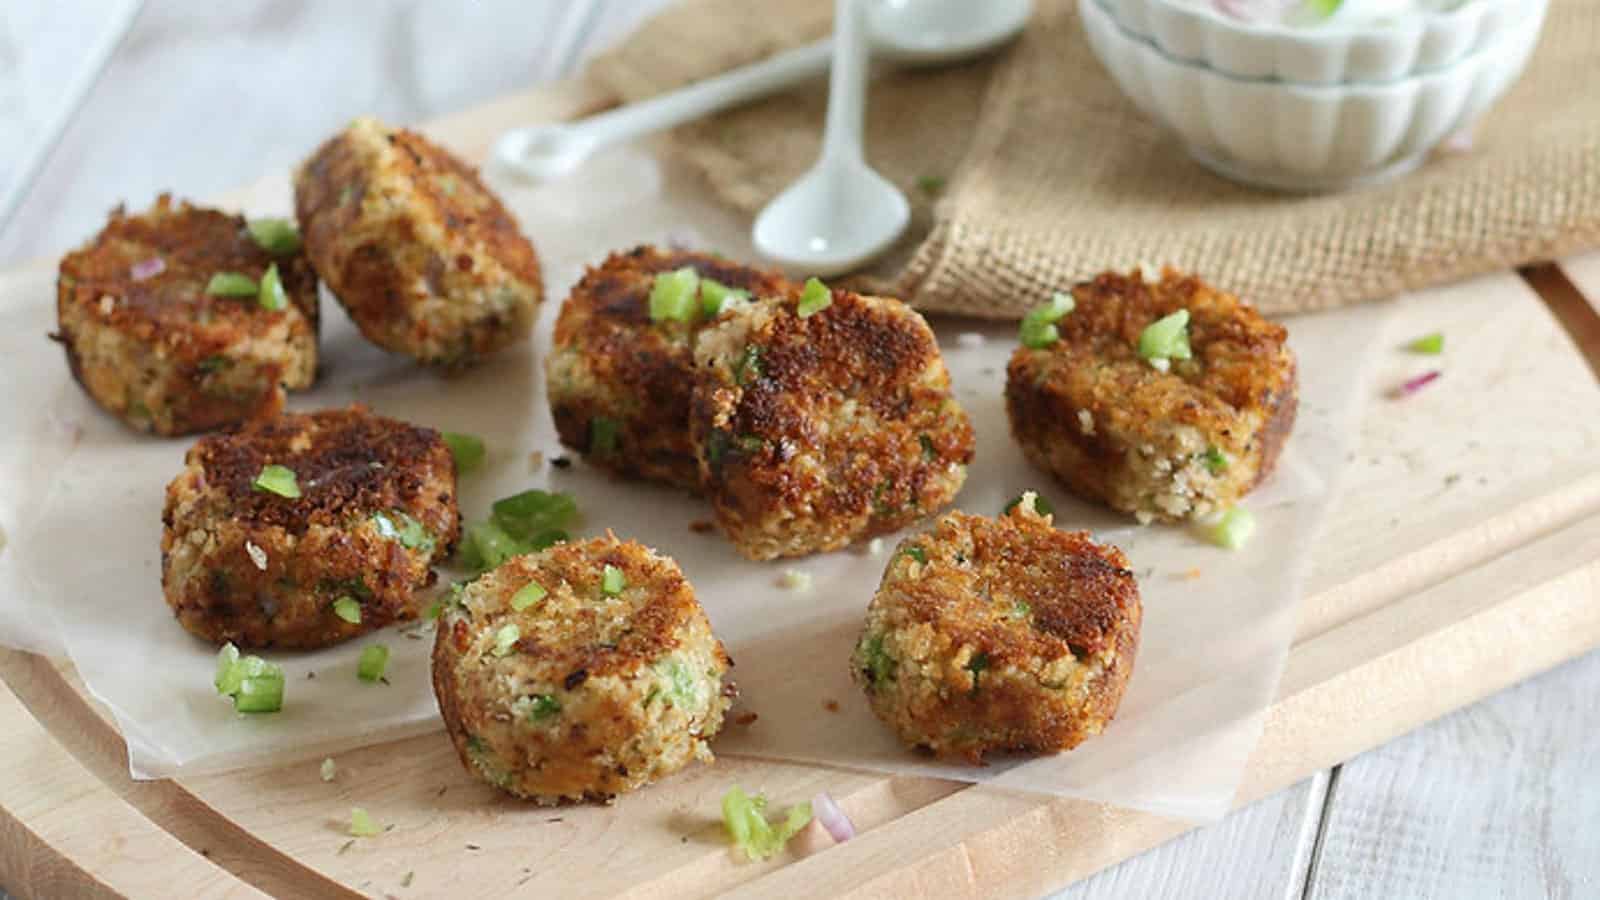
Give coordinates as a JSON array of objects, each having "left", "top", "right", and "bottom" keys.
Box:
[{"left": 2, "top": 3, "right": 1595, "bottom": 897}]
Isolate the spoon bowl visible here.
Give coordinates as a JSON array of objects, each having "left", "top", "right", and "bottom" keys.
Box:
[
  {"left": 753, "top": 0, "right": 1030, "bottom": 275},
  {"left": 752, "top": 157, "right": 911, "bottom": 276},
  {"left": 494, "top": 124, "right": 595, "bottom": 182},
  {"left": 869, "top": 0, "right": 1033, "bottom": 65}
]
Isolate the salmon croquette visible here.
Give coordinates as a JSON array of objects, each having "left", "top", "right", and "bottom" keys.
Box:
[
  {"left": 54, "top": 194, "right": 318, "bottom": 436},
  {"left": 431, "top": 535, "right": 732, "bottom": 803},
  {"left": 690, "top": 285, "right": 975, "bottom": 560},
  {"left": 294, "top": 116, "right": 542, "bottom": 367},
  {"left": 852, "top": 494, "right": 1141, "bottom": 762},
  {"left": 545, "top": 246, "right": 793, "bottom": 489},
  {"left": 1006, "top": 269, "right": 1297, "bottom": 523},
  {"left": 161, "top": 406, "right": 459, "bottom": 649}
]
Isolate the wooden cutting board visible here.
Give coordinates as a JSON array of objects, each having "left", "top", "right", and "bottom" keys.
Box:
[{"left": 3, "top": 78, "right": 1598, "bottom": 900}]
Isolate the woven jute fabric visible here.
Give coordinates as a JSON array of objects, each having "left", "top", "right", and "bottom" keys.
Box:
[{"left": 589, "top": 0, "right": 1600, "bottom": 318}]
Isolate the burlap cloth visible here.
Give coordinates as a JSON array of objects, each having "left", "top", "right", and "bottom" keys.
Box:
[{"left": 588, "top": 0, "right": 1600, "bottom": 318}]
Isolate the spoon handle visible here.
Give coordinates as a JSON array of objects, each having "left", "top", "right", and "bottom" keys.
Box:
[
  {"left": 821, "top": 0, "right": 870, "bottom": 165},
  {"left": 497, "top": 38, "right": 833, "bottom": 180}
]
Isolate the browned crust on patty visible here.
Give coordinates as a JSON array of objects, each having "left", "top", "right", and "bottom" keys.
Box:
[
  {"left": 856, "top": 503, "right": 1141, "bottom": 762},
  {"left": 691, "top": 290, "right": 976, "bottom": 559},
  {"left": 438, "top": 536, "right": 730, "bottom": 684},
  {"left": 547, "top": 245, "right": 793, "bottom": 487},
  {"left": 1006, "top": 269, "right": 1297, "bottom": 522},
  {"left": 431, "top": 535, "right": 732, "bottom": 802},
  {"left": 55, "top": 194, "right": 319, "bottom": 435},
  {"left": 182, "top": 406, "right": 458, "bottom": 537},
  {"left": 161, "top": 405, "right": 459, "bottom": 649},
  {"left": 294, "top": 118, "right": 542, "bottom": 367}
]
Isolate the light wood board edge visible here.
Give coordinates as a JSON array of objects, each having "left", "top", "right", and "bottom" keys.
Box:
[
  {"left": 0, "top": 677, "right": 270, "bottom": 899},
  {"left": 0, "top": 652, "right": 364, "bottom": 900}
]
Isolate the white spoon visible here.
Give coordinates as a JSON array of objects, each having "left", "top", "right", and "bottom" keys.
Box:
[
  {"left": 494, "top": 0, "right": 1032, "bottom": 183},
  {"left": 869, "top": 0, "right": 1033, "bottom": 65},
  {"left": 752, "top": 0, "right": 906, "bottom": 276}
]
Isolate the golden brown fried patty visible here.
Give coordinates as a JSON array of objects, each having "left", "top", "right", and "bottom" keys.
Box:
[
  {"left": 161, "top": 405, "right": 459, "bottom": 649},
  {"left": 691, "top": 289, "right": 975, "bottom": 560},
  {"left": 1006, "top": 269, "right": 1297, "bottom": 523},
  {"left": 546, "top": 246, "right": 793, "bottom": 488},
  {"left": 294, "top": 116, "right": 542, "bottom": 367},
  {"left": 852, "top": 496, "right": 1141, "bottom": 762},
  {"left": 432, "top": 535, "right": 732, "bottom": 803},
  {"left": 54, "top": 194, "right": 318, "bottom": 436}
]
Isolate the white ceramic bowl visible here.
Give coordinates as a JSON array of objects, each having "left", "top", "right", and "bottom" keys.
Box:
[
  {"left": 1099, "top": 0, "right": 1531, "bottom": 84},
  {"left": 1079, "top": 0, "right": 1544, "bottom": 192}
]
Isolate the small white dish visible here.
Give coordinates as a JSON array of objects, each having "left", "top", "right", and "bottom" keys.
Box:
[
  {"left": 1079, "top": 0, "right": 1545, "bottom": 192},
  {"left": 1100, "top": 0, "right": 1529, "bottom": 84}
]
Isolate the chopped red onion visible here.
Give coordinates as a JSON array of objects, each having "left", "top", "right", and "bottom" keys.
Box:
[
  {"left": 812, "top": 791, "right": 855, "bottom": 843},
  {"left": 1439, "top": 128, "right": 1475, "bottom": 155},
  {"left": 130, "top": 256, "right": 166, "bottom": 281},
  {"left": 1392, "top": 370, "right": 1441, "bottom": 398},
  {"left": 49, "top": 410, "right": 84, "bottom": 448}
]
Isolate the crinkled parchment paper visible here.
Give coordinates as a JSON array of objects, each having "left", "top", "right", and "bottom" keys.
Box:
[{"left": 0, "top": 147, "right": 1384, "bottom": 820}]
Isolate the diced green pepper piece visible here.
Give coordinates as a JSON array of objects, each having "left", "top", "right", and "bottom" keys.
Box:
[
  {"left": 206, "top": 271, "right": 259, "bottom": 298},
  {"left": 510, "top": 581, "right": 546, "bottom": 611},
  {"left": 258, "top": 263, "right": 287, "bottom": 311},
  {"left": 721, "top": 787, "right": 813, "bottom": 861},
  {"left": 349, "top": 807, "right": 382, "bottom": 837},
  {"left": 649, "top": 267, "right": 700, "bottom": 322},
  {"left": 601, "top": 564, "right": 626, "bottom": 596},
  {"left": 443, "top": 432, "right": 486, "bottom": 474},
  {"left": 252, "top": 464, "right": 301, "bottom": 498},
  {"left": 248, "top": 218, "right": 302, "bottom": 255},
  {"left": 1138, "top": 309, "right": 1192, "bottom": 361},
  {"left": 357, "top": 644, "right": 389, "bottom": 682},
  {"left": 332, "top": 596, "right": 362, "bottom": 624},
  {"left": 1210, "top": 506, "right": 1257, "bottom": 550},
  {"left": 699, "top": 278, "right": 748, "bottom": 318},
  {"left": 1202, "top": 446, "right": 1229, "bottom": 475},
  {"left": 1406, "top": 332, "right": 1444, "bottom": 355},
  {"left": 797, "top": 277, "right": 831, "bottom": 318}
]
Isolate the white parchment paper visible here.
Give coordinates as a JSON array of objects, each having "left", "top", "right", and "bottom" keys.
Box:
[{"left": 0, "top": 148, "right": 1384, "bottom": 820}]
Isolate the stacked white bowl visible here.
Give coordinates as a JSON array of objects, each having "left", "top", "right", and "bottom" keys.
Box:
[{"left": 1081, "top": 0, "right": 1547, "bottom": 192}]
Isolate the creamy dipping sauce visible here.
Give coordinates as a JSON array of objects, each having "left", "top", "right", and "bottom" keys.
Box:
[{"left": 1187, "top": 0, "right": 1469, "bottom": 27}]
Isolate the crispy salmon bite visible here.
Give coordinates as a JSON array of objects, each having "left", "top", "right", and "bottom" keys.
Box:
[
  {"left": 431, "top": 535, "right": 733, "bottom": 804},
  {"left": 294, "top": 116, "right": 542, "bottom": 367},
  {"left": 161, "top": 405, "right": 459, "bottom": 649},
  {"left": 690, "top": 283, "right": 975, "bottom": 561},
  {"left": 1006, "top": 269, "right": 1297, "bottom": 524},
  {"left": 54, "top": 194, "right": 318, "bottom": 436},
  {"left": 851, "top": 494, "right": 1141, "bottom": 763},
  {"left": 546, "top": 245, "right": 793, "bottom": 489}
]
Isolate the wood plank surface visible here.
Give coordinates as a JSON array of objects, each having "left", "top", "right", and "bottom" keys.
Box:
[
  {"left": 1306, "top": 651, "right": 1600, "bottom": 900},
  {"left": 1057, "top": 775, "right": 1328, "bottom": 900}
]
